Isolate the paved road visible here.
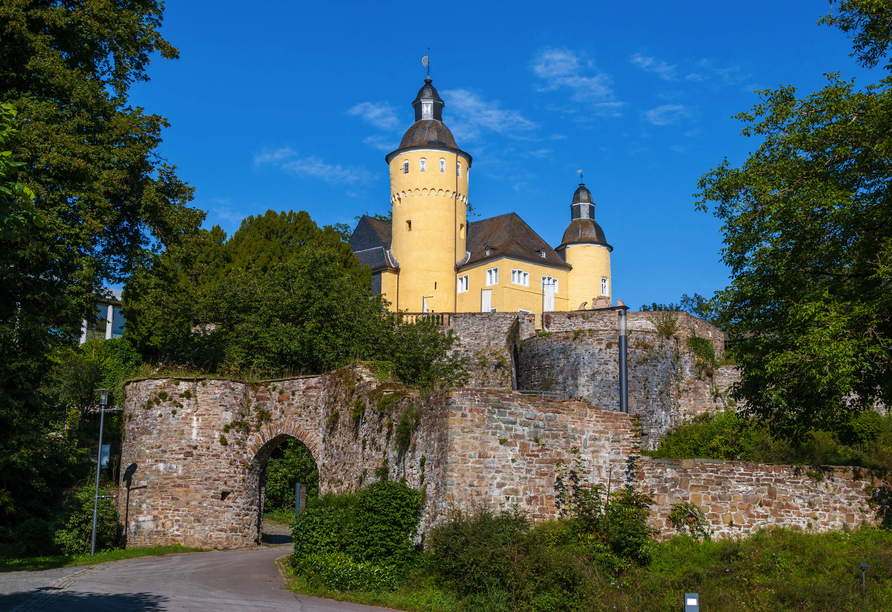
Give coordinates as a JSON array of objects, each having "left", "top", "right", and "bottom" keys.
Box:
[{"left": 0, "top": 547, "right": 389, "bottom": 612}]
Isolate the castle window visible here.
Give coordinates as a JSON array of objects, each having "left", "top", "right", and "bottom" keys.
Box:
[
  {"left": 539, "top": 249, "right": 546, "bottom": 258},
  {"left": 542, "top": 276, "right": 558, "bottom": 293},
  {"left": 439, "top": 158, "right": 446, "bottom": 173},
  {"left": 422, "top": 100, "right": 433, "bottom": 119},
  {"left": 601, "top": 277, "right": 609, "bottom": 296},
  {"left": 457, "top": 275, "right": 469, "bottom": 293},
  {"left": 456, "top": 162, "right": 461, "bottom": 177},
  {"left": 460, "top": 223, "right": 465, "bottom": 239},
  {"left": 403, "top": 160, "right": 409, "bottom": 174},
  {"left": 406, "top": 220, "right": 412, "bottom": 232},
  {"left": 486, "top": 267, "right": 498, "bottom": 286},
  {"left": 511, "top": 269, "right": 529, "bottom": 287},
  {"left": 419, "top": 158, "right": 426, "bottom": 172}
]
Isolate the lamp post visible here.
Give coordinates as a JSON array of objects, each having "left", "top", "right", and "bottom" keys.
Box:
[
  {"left": 91, "top": 389, "right": 122, "bottom": 556},
  {"left": 861, "top": 563, "right": 868, "bottom": 604},
  {"left": 617, "top": 309, "right": 629, "bottom": 413}
]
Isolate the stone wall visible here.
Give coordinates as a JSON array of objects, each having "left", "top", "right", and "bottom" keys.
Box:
[
  {"left": 516, "top": 329, "right": 735, "bottom": 447},
  {"left": 618, "top": 457, "right": 880, "bottom": 539},
  {"left": 119, "top": 369, "right": 635, "bottom": 549},
  {"left": 446, "top": 313, "right": 537, "bottom": 389}
]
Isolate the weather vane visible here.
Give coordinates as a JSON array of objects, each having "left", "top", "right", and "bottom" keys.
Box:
[
  {"left": 578, "top": 169, "right": 583, "bottom": 182},
  {"left": 422, "top": 48, "right": 430, "bottom": 78}
]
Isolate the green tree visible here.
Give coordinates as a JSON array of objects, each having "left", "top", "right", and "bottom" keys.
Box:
[
  {"left": 0, "top": 1, "right": 200, "bottom": 529},
  {"left": 696, "top": 2, "right": 892, "bottom": 434},
  {"left": 0, "top": 103, "right": 38, "bottom": 236}
]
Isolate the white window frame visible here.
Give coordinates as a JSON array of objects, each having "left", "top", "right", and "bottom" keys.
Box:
[
  {"left": 422, "top": 100, "right": 432, "bottom": 119},
  {"left": 518, "top": 308, "right": 531, "bottom": 313},
  {"left": 601, "top": 277, "right": 609, "bottom": 296},
  {"left": 439, "top": 158, "right": 446, "bottom": 173},
  {"left": 403, "top": 159, "right": 409, "bottom": 173},
  {"left": 457, "top": 161, "right": 461, "bottom": 177},
  {"left": 457, "top": 275, "right": 469, "bottom": 293},
  {"left": 486, "top": 267, "right": 498, "bottom": 286},
  {"left": 419, "top": 158, "right": 426, "bottom": 172},
  {"left": 511, "top": 269, "right": 529, "bottom": 287},
  {"left": 542, "top": 276, "right": 558, "bottom": 293}
]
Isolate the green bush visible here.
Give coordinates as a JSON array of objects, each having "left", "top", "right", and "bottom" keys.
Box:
[
  {"left": 428, "top": 508, "right": 530, "bottom": 597},
  {"left": 296, "top": 552, "right": 400, "bottom": 592},
  {"left": 8, "top": 517, "right": 55, "bottom": 557},
  {"left": 53, "top": 486, "right": 119, "bottom": 555},
  {"left": 292, "top": 480, "right": 422, "bottom": 580},
  {"left": 347, "top": 480, "right": 423, "bottom": 568}
]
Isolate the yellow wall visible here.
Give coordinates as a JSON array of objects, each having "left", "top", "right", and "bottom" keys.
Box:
[
  {"left": 388, "top": 149, "right": 470, "bottom": 312},
  {"left": 379, "top": 269, "right": 399, "bottom": 309},
  {"left": 564, "top": 244, "right": 611, "bottom": 309},
  {"left": 456, "top": 258, "right": 569, "bottom": 314}
]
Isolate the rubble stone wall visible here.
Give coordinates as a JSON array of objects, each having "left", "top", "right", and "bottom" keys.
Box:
[{"left": 619, "top": 457, "right": 880, "bottom": 539}]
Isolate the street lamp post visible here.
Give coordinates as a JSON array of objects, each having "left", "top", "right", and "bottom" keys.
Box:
[
  {"left": 91, "top": 389, "right": 122, "bottom": 556},
  {"left": 618, "top": 309, "right": 629, "bottom": 413}
]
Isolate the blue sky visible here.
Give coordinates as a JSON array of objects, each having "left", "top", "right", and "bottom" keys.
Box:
[{"left": 129, "top": 0, "right": 873, "bottom": 310}]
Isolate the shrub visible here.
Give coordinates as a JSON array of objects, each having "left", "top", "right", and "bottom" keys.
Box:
[
  {"left": 8, "top": 517, "right": 55, "bottom": 557},
  {"left": 264, "top": 440, "right": 318, "bottom": 513},
  {"left": 292, "top": 492, "right": 359, "bottom": 563},
  {"left": 668, "top": 500, "right": 711, "bottom": 541},
  {"left": 428, "top": 508, "right": 530, "bottom": 597},
  {"left": 347, "top": 480, "right": 422, "bottom": 568},
  {"left": 296, "top": 552, "right": 400, "bottom": 592},
  {"left": 53, "top": 486, "right": 119, "bottom": 555}
]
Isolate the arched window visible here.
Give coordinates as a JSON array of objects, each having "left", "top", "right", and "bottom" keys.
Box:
[
  {"left": 456, "top": 161, "right": 461, "bottom": 177},
  {"left": 439, "top": 158, "right": 446, "bottom": 173},
  {"left": 419, "top": 158, "right": 426, "bottom": 172},
  {"left": 403, "top": 160, "right": 409, "bottom": 174}
]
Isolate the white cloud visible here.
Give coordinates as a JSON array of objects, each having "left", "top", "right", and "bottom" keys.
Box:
[
  {"left": 523, "top": 148, "right": 553, "bottom": 159},
  {"left": 254, "top": 148, "right": 373, "bottom": 185},
  {"left": 362, "top": 135, "right": 397, "bottom": 152},
  {"left": 210, "top": 198, "right": 246, "bottom": 225},
  {"left": 347, "top": 102, "right": 400, "bottom": 131},
  {"left": 630, "top": 53, "right": 677, "bottom": 81},
  {"left": 531, "top": 47, "right": 622, "bottom": 115},
  {"left": 643, "top": 104, "right": 692, "bottom": 126},
  {"left": 685, "top": 73, "right": 706, "bottom": 81},
  {"left": 442, "top": 89, "right": 538, "bottom": 141},
  {"left": 669, "top": 144, "right": 687, "bottom": 153}
]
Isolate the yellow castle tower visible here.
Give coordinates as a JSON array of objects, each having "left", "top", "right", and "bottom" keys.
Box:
[
  {"left": 385, "top": 77, "right": 471, "bottom": 313},
  {"left": 556, "top": 182, "right": 613, "bottom": 309}
]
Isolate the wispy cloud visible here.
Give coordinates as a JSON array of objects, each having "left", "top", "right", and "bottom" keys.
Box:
[
  {"left": 347, "top": 102, "right": 400, "bottom": 131},
  {"left": 630, "top": 53, "right": 678, "bottom": 81},
  {"left": 697, "top": 59, "right": 749, "bottom": 85},
  {"left": 210, "top": 198, "right": 246, "bottom": 225},
  {"left": 362, "top": 135, "right": 397, "bottom": 152},
  {"left": 685, "top": 73, "right": 706, "bottom": 81},
  {"left": 531, "top": 47, "right": 622, "bottom": 115},
  {"left": 254, "top": 147, "right": 373, "bottom": 185},
  {"left": 442, "top": 89, "right": 538, "bottom": 141},
  {"left": 643, "top": 104, "right": 693, "bottom": 126}
]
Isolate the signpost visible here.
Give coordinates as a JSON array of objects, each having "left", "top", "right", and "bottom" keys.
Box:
[{"left": 91, "top": 389, "right": 122, "bottom": 556}]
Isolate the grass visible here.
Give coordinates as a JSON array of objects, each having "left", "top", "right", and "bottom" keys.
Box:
[
  {"left": 284, "top": 526, "right": 892, "bottom": 611},
  {"left": 0, "top": 544, "right": 206, "bottom": 573}
]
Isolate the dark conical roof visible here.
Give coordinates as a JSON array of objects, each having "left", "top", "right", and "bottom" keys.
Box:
[
  {"left": 560, "top": 219, "right": 611, "bottom": 249},
  {"left": 398, "top": 120, "right": 458, "bottom": 150},
  {"left": 572, "top": 183, "right": 593, "bottom": 204},
  {"left": 413, "top": 77, "right": 442, "bottom": 105}
]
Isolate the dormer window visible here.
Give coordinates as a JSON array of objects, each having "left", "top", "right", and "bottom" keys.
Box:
[
  {"left": 439, "top": 158, "right": 446, "bottom": 173},
  {"left": 485, "top": 246, "right": 492, "bottom": 257},
  {"left": 403, "top": 160, "right": 409, "bottom": 174},
  {"left": 420, "top": 158, "right": 426, "bottom": 172},
  {"left": 422, "top": 101, "right": 433, "bottom": 119},
  {"left": 539, "top": 249, "right": 547, "bottom": 258}
]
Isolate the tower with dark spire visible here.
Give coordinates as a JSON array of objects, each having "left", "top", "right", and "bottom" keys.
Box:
[{"left": 556, "top": 181, "right": 613, "bottom": 308}]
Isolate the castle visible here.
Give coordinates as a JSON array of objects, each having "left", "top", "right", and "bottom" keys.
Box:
[{"left": 349, "top": 77, "right": 613, "bottom": 315}]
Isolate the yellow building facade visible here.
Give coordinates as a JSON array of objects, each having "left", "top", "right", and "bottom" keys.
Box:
[{"left": 349, "top": 77, "right": 614, "bottom": 317}]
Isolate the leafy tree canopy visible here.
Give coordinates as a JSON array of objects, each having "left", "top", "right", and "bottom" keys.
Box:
[
  {"left": 0, "top": 0, "right": 199, "bottom": 529},
  {"left": 696, "top": 0, "right": 892, "bottom": 435}
]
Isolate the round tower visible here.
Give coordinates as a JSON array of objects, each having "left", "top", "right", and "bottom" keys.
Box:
[
  {"left": 386, "top": 77, "right": 472, "bottom": 313},
  {"left": 557, "top": 182, "right": 613, "bottom": 308}
]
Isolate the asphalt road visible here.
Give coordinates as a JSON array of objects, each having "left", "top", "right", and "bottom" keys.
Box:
[{"left": 0, "top": 547, "right": 389, "bottom": 612}]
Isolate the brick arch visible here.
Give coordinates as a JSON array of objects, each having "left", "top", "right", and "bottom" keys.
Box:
[{"left": 247, "top": 420, "right": 321, "bottom": 461}]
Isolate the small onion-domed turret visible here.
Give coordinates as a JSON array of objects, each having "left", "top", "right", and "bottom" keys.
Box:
[
  {"left": 562, "top": 183, "right": 611, "bottom": 249},
  {"left": 412, "top": 77, "right": 444, "bottom": 121}
]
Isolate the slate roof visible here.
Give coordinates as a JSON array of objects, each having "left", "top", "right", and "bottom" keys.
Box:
[
  {"left": 349, "top": 216, "right": 397, "bottom": 272},
  {"left": 559, "top": 219, "right": 612, "bottom": 250},
  {"left": 461, "top": 213, "right": 571, "bottom": 270}
]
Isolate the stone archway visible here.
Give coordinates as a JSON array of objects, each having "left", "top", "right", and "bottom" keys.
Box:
[{"left": 246, "top": 428, "right": 320, "bottom": 544}]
